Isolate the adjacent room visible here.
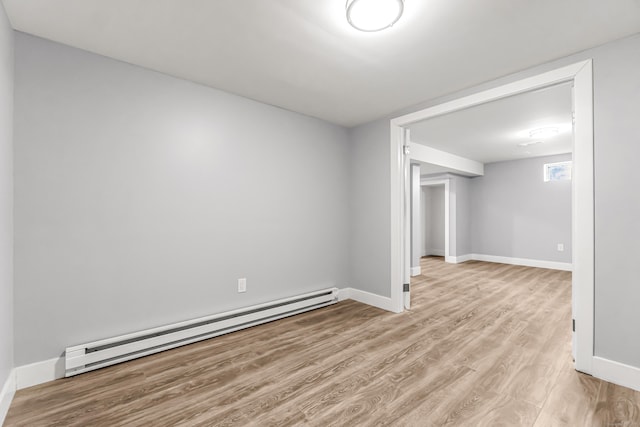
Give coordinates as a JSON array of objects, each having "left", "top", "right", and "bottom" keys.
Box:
[
  {"left": 1, "top": 1, "right": 640, "bottom": 426},
  {"left": 409, "top": 83, "right": 574, "bottom": 269},
  {"left": 405, "top": 85, "right": 577, "bottom": 413}
]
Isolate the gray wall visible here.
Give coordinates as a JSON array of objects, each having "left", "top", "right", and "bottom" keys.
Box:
[
  {"left": 348, "top": 120, "right": 391, "bottom": 297},
  {"left": 410, "top": 164, "right": 421, "bottom": 269},
  {"left": 590, "top": 34, "right": 640, "bottom": 366},
  {"left": 420, "top": 187, "right": 431, "bottom": 256},
  {"left": 424, "top": 185, "right": 445, "bottom": 256},
  {"left": 448, "top": 178, "right": 457, "bottom": 256},
  {"left": 348, "top": 33, "right": 640, "bottom": 368},
  {"left": 0, "top": 2, "right": 13, "bottom": 389},
  {"left": 455, "top": 176, "right": 472, "bottom": 257},
  {"left": 470, "top": 154, "right": 572, "bottom": 263},
  {"left": 14, "top": 33, "right": 350, "bottom": 365}
]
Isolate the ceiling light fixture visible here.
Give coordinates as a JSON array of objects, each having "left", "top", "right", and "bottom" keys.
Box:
[
  {"left": 518, "top": 141, "right": 543, "bottom": 147},
  {"left": 346, "top": 0, "right": 404, "bottom": 32},
  {"left": 529, "top": 127, "right": 559, "bottom": 139}
]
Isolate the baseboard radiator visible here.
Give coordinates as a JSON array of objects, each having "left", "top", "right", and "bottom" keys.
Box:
[{"left": 65, "top": 287, "right": 339, "bottom": 377}]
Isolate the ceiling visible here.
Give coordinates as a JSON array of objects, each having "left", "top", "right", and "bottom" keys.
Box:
[
  {"left": 2, "top": 1, "right": 640, "bottom": 127},
  {"left": 409, "top": 82, "right": 573, "bottom": 165}
]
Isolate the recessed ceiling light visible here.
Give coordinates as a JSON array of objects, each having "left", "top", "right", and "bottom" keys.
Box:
[
  {"left": 529, "top": 127, "right": 559, "bottom": 139},
  {"left": 346, "top": 0, "right": 404, "bottom": 32}
]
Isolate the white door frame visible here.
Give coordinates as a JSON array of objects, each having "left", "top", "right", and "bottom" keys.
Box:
[
  {"left": 389, "top": 60, "right": 594, "bottom": 374},
  {"left": 420, "top": 179, "right": 450, "bottom": 262}
]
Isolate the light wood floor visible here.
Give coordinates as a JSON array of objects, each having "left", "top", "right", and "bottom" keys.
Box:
[{"left": 6, "top": 257, "right": 640, "bottom": 426}]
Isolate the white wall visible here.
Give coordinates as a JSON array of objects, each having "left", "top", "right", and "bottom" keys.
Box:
[
  {"left": 470, "top": 154, "right": 572, "bottom": 263},
  {"left": 348, "top": 33, "right": 640, "bottom": 368},
  {"left": 0, "top": 0, "right": 14, "bottom": 402},
  {"left": 13, "top": 33, "right": 350, "bottom": 365}
]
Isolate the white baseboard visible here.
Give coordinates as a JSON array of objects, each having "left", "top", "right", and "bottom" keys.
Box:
[
  {"left": 593, "top": 356, "right": 640, "bottom": 392},
  {"left": 410, "top": 266, "right": 421, "bottom": 276},
  {"left": 337, "top": 287, "right": 351, "bottom": 301},
  {"left": 340, "top": 287, "right": 394, "bottom": 312},
  {"left": 470, "top": 254, "right": 572, "bottom": 271},
  {"left": 0, "top": 369, "right": 16, "bottom": 425},
  {"left": 449, "top": 254, "right": 472, "bottom": 264},
  {"left": 15, "top": 357, "right": 65, "bottom": 390}
]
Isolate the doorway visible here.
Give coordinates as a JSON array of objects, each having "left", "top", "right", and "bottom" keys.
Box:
[
  {"left": 410, "top": 174, "right": 449, "bottom": 277},
  {"left": 421, "top": 183, "right": 445, "bottom": 258},
  {"left": 389, "top": 60, "right": 594, "bottom": 374}
]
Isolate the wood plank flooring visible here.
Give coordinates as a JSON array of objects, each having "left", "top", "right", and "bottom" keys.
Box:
[{"left": 5, "top": 257, "right": 640, "bottom": 426}]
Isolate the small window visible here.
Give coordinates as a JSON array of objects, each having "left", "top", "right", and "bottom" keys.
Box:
[{"left": 544, "top": 161, "right": 572, "bottom": 182}]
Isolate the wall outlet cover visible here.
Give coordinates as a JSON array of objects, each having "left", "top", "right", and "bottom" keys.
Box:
[{"left": 238, "top": 278, "right": 247, "bottom": 293}]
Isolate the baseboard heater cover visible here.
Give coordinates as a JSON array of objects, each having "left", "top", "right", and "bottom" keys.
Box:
[{"left": 65, "top": 287, "right": 339, "bottom": 377}]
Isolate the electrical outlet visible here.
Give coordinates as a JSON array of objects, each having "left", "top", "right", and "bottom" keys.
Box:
[
  {"left": 557, "top": 243, "right": 564, "bottom": 252},
  {"left": 238, "top": 278, "right": 247, "bottom": 293}
]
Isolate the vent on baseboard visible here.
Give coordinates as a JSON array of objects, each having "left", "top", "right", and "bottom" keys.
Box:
[{"left": 65, "top": 288, "right": 338, "bottom": 377}]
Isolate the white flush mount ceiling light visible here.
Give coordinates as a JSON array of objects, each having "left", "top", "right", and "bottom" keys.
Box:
[
  {"left": 518, "top": 140, "right": 543, "bottom": 147},
  {"left": 529, "top": 127, "right": 559, "bottom": 139},
  {"left": 346, "top": 0, "right": 405, "bottom": 32}
]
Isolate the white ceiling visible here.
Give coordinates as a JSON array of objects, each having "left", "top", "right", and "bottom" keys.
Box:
[
  {"left": 409, "top": 82, "right": 573, "bottom": 165},
  {"left": 2, "top": 0, "right": 640, "bottom": 127}
]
